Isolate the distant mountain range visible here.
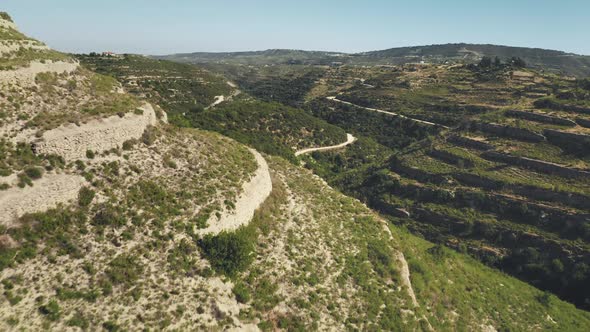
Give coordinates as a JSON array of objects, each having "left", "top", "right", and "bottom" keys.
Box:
[{"left": 158, "top": 43, "right": 590, "bottom": 77}]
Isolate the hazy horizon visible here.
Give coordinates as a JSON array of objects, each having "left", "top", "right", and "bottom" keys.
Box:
[{"left": 3, "top": 0, "right": 590, "bottom": 56}]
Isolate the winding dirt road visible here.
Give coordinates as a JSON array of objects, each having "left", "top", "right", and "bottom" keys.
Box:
[
  {"left": 327, "top": 96, "right": 448, "bottom": 129},
  {"left": 295, "top": 133, "right": 356, "bottom": 156}
]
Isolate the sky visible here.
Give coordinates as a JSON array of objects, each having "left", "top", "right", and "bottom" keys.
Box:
[{"left": 2, "top": 0, "right": 589, "bottom": 55}]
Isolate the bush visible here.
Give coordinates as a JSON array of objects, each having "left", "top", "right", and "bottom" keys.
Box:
[
  {"left": 78, "top": 187, "right": 95, "bottom": 207},
  {"left": 86, "top": 150, "right": 95, "bottom": 159},
  {"left": 427, "top": 244, "right": 451, "bottom": 263},
  {"left": 24, "top": 167, "right": 43, "bottom": 180},
  {"left": 67, "top": 311, "right": 89, "bottom": 329},
  {"left": 39, "top": 299, "right": 61, "bottom": 321},
  {"left": 537, "top": 291, "right": 553, "bottom": 307},
  {"left": 141, "top": 126, "right": 158, "bottom": 146},
  {"left": 92, "top": 205, "right": 126, "bottom": 227},
  {"left": 233, "top": 282, "right": 251, "bottom": 303},
  {"left": 103, "top": 321, "right": 121, "bottom": 332},
  {"left": 106, "top": 254, "right": 143, "bottom": 285},
  {"left": 122, "top": 139, "right": 138, "bottom": 151},
  {"left": 197, "top": 229, "right": 254, "bottom": 277},
  {"left": 0, "top": 12, "right": 13, "bottom": 22}
]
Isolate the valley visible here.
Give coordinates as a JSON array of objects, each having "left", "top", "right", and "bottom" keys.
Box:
[{"left": 1, "top": 8, "right": 590, "bottom": 331}]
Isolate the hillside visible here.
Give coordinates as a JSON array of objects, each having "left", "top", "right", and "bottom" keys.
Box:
[
  {"left": 157, "top": 49, "right": 346, "bottom": 66},
  {"left": 301, "top": 59, "right": 590, "bottom": 310},
  {"left": 358, "top": 44, "right": 590, "bottom": 77},
  {"left": 76, "top": 54, "right": 348, "bottom": 162},
  {"left": 2, "top": 11, "right": 590, "bottom": 331},
  {"left": 160, "top": 44, "right": 590, "bottom": 78}
]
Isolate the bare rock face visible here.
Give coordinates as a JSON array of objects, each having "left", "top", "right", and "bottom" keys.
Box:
[
  {"left": 34, "top": 103, "right": 157, "bottom": 161},
  {"left": 0, "top": 173, "right": 86, "bottom": 228},
  {"left": 0, "top": 60, "right": 79, "bottom": 86},
  {"left": 197, "top": 149, "right": 272, "bottom": 235}
]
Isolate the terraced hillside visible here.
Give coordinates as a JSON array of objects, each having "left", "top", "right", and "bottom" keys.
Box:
[
  {"left": 3, "top": 11, "right": 590, "bottom": 331},
  {"left": 300, "top": 59, "right": 590, "bottom": 310}
]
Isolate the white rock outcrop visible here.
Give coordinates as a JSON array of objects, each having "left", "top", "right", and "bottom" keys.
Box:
[
  {"left": 0, "top": 174, "right": 86, "bottom": 227},
  {"left": 0, "top": 60, "right": 79, "bottom": 86},
  {"left": 35, "top": 103, "right": 158, "bottom": 161},
  {"left": 198, "top": 149, "right": 272, "bottom": 235}
]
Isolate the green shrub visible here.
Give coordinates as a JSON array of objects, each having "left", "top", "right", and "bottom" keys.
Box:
[
  {"left": 537, "top": 291, "right": 553, "bottom": 307},
  {"left": 233, "top": 282, "right": 251, "bottom": 303},
  {"left": 141, "top": 126, "right": 158, "bottom": 146},
  {"left": 0, "top": 12, "right": 13, "bottom": 22},
  {"left": 92, "top": 205, "right": 125, "bottom": 227},
  {"left": 38, "top": 299, "right": 61, "bottom": 321},
  {"left": 106, "top": 254, "right": 143, "bottom": 285},
  {"left": 163, "top": 155, "right": 177, "bottom": 169},
  {"left": 78, "top": 187, "right": 95, "bottom": 207},
  {"left": 122, "top": 138, "right": 138, "bottom": 151},
  {"left": 427, "top": 244, "right": 451, "bottom": 263},
  {"left": 67, "top": 311, "right": 89, "bottom": 329},
  {"left": 86, "top": 150, "right": 95, "bottom": 159},
  {"left": 197, "top": 229, "right": 254, "bottom": 277},
  {"left": 24, "top": 167, "right": 43, "bottom": 180},
  {"left": 103, "top": 321, "right": 121, "bottom": 332}
]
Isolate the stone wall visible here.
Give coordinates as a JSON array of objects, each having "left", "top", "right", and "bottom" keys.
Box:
[
  {"left": 505, "top": 110, "right": 576, "bottom": 126},
  {"left": 544, "top": 129, "right": 590, "bottom": 154},
  {"left": 470, "top": 122, "right": 546, "bottom": 142},
  {"left": 481, "top": 151, "right": 590, "bottom": 179},
  {"left": 35, "top": 103, "right": 157, "bottom": 161},
  {"left": 428, "top": 149, "right": 474, "bottom": 168},
  {"left": 447, "top": 135, "right": 493, "bottom": 151}
]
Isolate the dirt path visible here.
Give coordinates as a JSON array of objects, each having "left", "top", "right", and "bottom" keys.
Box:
[
  {"left": 0, "top": 173, "right": 86, "bottom": 228},
  {"left": 198, "top": 149, "right": 272, "bottom": 235},
  {"left": 295, "top": 133, "right": 357, "bottom": 156},
  {"left": 36, "top": 103, "right": 157, "bottom": 161},
  {"left": 206, "top": 82, "right": 241, "bottom": 109},
  {"left": 373, "top": 212, "right": 420, "bottom": 308},
  {"left": 327, "top": 96, "right": 448, "bottom": 128},
  {"left": 393, "top": 251, "right": 419, "bottom": 307},
  {"left": 207, "top": 95, "right": 225, "bottom": 109}
]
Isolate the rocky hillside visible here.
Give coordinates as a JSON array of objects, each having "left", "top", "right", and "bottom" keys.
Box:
[{"left": 2, "top": 12, "right": 590, "bottom": 331}]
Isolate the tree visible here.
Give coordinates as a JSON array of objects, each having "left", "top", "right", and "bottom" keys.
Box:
[
  {"left": 578, "top": 78, "right": 590, "bottom": 91},
  {"left": 511, "top": 57, "right": 526, "bottom": 68},
  {"left": 493, "top": 56, "right": 502, "bottom": 67},
  {"left": 479, "top": 56, "right": 492, "bottom": 68}
]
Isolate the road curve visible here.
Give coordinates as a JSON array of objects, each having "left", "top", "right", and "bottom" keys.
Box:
[
  {"left": 327, "top": 96, "right": 449, "bottom": 129},
  {"left": 295, "top": 133, "right": 356, "bottom": 156}
]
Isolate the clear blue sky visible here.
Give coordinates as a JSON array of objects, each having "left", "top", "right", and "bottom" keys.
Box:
[{"left": 3, "top": 0, "right": 589, "bottom": 55}]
